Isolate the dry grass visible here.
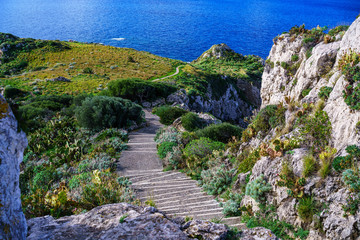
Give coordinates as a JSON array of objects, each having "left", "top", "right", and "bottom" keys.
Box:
[{"left": 1, "top": 42, "right": 182, "bottom": 94}]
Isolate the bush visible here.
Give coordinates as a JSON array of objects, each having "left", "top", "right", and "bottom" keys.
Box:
[
  {"left": 107, "top": 78, "right": 177, "bottom": 103},
  {"left": 301, "top": 88, "right": 312, "bottom": 98},
  {"left": 318, "top": 86, "right": 333, "bottom": 100},
  {"left": 158, "top": 141, "right": 177, "bottom": 159},
  {"left": 75, "top": 96, "right": 143, "bottom": 131},
  {"left": 342, "top": 168, "right": 360, "bottom": 192},
  {"left": 83, "top": 67, "right": 94, "bottom": 74},
  {"left": 183, "top": 138, "right": 225, "bottom": 160},
  {"left": 300, "top": 110, "right": 332, "bottom": 150},
  {"left": 154, "top": 106, "right": 188, "bottom": 125},
  {"left": 245, "top": 174, "right": 272, "bottom": 203},
  {"left": 222, "top": 193, "right": 243, "bottom": 217},
  {"left": 200, "top": 164, "right": 235, "bottom": 195},
  {"left": 297, "top": 196, "right": 317, "bottom": 222},
  {"left": 4, "top": 86, "right": 27, "bottom": 99},
  {"left": 333, "top": 156, "right": 352, "bottom": 172},
  {"left": 318, "top": 147, "right": 336, "bottom": 178},
  {"left": 196, "top": 123, "right": 243, "bottom": 143},
  {"left": 237, "top": 148, "right": 261, "bottom": 173},
  {"left": 181, "top": 112, "right": 205, "bottom": 131},
  {"left": 291, "top": 54, "right": 299, "bottom": 62}
]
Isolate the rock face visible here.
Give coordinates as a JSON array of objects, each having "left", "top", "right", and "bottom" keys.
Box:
[
  {"left": 0, "top": 95, "right": 27, "bottom": 240},
  {"left": 241, "top": 17, "right": 360, "bottom": 240},
  {"left": 167, "top": 85, "right": 255, "bottom": 127},
  {"left": 261, "top": 17, "right": 360, "bottom": 151},
  {"left": 27, "top": 203, "right": 229, "bottom": 240}
]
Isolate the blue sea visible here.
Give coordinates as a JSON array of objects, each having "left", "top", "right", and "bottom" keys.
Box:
[{"left": 0, "top": 0, "right": 359, "bottom": 61}]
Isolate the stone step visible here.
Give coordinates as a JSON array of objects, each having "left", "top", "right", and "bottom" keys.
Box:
[
  {"left": 127, "top": 142, "right": 157, "bottom": 146},
  {"left": 132, "top": 179, "right": 198, "bottom": 187},
  {"left": 220, "top": 217, "right": 242, "bottom": 226},
  {"left": 138, "top": 187, "right": 203, "bottom": 200},
  {"left": 227, "top": 223, "right": 247, "bottom": 230},
  {"left": 137, "top": 185, "right": 200, "bottom": 196},
  {"left": 169, "top": 210, "right": 224, "bottom": 220},
  {"left": 161, "top": 203, "right": 222, "bottom": 214},
  {"left": 134, "top": 183, "right": 197, "bottom": 191},
  {"left": 150, "top": 193, "right": 213, "bottom": 205},
  {"left": 129, "top": 172, "right": 187, "bottom": 183},
  {"left": 157, "top": 200, "right": 217, "bottom": 211},
  {"left": 123, "top": 150, "right": 157, "bottom": 153},
  {"left": 165, "top": 207, "right": 224, "bottom": 217}
]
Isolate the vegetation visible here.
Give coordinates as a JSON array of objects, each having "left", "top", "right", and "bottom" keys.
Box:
[
  {"left": 318, "top": 86, "right": 333, "bottom": 100},
  {"left": 297, "top": 196, "right": 317, "bottom": 222},
  {"left": 245, "top": 174, "right": 272, "bottom": 203},
  {"left": 181, "top": 112, "right": 205, "bottom": 131},
  {"left": 75, "top": 96, "right": 144, "bottom": 131},
  {"left": 153, "top": 106, "right": 188, "bottom": 125},
  {"left": 196, "top": 122, "right": 243, "bottom": 143},
  {"left": 107, "top": 78, "right": 176, "bottom": 103}
]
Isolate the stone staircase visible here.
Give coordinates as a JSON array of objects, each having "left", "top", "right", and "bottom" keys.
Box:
[{"left": 117, "top": 110, "right": 244, "bottom": 229}]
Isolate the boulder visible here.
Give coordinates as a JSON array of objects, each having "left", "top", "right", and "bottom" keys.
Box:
[{"left": 0, "top": 95, "right": 27, "bottom": 240}]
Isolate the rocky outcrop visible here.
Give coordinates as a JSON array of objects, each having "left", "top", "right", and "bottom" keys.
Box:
[
  {"left": 27, "top": 203, "right": 229, "bottom": 240},
  {"left": 0, "top": 95, "right": 27, "bottom": 240},
  {"left": 241, "top": 17, "right": 360, "bottom": 240},
  {"left": 261, "top": 17, "right": 360, "bottom": 151},
  {"left": 167, "top": 85, "right": 255, "bottom": 127},
  {"left": 194, "top": 43, "right": 234, "bottom": 61}
]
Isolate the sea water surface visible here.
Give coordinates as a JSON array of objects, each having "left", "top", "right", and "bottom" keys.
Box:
[{"left": 0, "top": 0, "right": 359, "bottom": 61}]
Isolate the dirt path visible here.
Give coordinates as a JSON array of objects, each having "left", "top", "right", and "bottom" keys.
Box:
[{"left": 152, "top": 65, "right": 182, "bottom": 82}]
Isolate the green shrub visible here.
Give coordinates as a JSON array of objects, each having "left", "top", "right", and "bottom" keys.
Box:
[
  {"left": 200, "top": 164, "right": 235, "bottom": 195},
  {"left": 75, "top": 96, "right": 143, "bottom": 131},
  {"left": 181, "top": 112, "right": 205, "bottom": 131},
  {"left": 297, "top": 196, "right": 317, "bottom": 222},
  {"left": 291, "top": 54, "right": 299, "bottom": 62},
  {"left": 302, "top": 154, "right": 317, "bottom": 177},
  {"left": 301, "top": 88, "right": 312, "bottom": 98},
  {"left": 237, "top": 148, "right": 261, "bottom": 173},
  {"left": 154, "top": 106, "right": 188, "bottom": 125},
  {"left": 333, "top": 156, "right": 352, "bottom": 172},
  {"left": 300, "top": 110, "right": 332, "bottom": 150},
  {"left": 94, "top": 128, "right": 128, "bottom": 142},
  {"left": 4, "top": 86, "right": 27, "bottom": 99},
  {"left": 183, "top": 137, "right": 225, "bottom": 160},
  {"left": 83, "top": 67, "right": 94, "bottom": 74},
  {"left": 281, "top": 62, "right": 289, "bottom": 69},
  {"left": 328, "top": 25, "right": 349, "bottom": 36},
  {"left": 32, "top": 166, "right": 61, "bottom": 191},
  {"left": 245, "top": 174, "right": 272, "bottom": 203},
  {"left": 221, "top": 193, "right": 243, "bottom": 217},
  {"left": 318, "top": 86, "right": 333, "bottom": 100},
  {"left": 158, "top": 141, "right": 177, "bottom": 159},
  {"left": 342, "top": 168, "right": 360, "bottom": 192},
  {"left": 107, "top": 78, "right": 177, "bottom": 103},
  {"left": 196, "top": 122, "right": 243, "bottom": 143}
]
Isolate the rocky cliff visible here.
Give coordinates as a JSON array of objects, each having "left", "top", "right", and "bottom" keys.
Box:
[
  {"left": 0, "top": 95, "right": 27, "bottom": 240},
  {"left": 239, "top": 17, "right": 360, "bottom": 239},
  {"left": 261, "top": 18, "right": 360, "bottom": 151}
]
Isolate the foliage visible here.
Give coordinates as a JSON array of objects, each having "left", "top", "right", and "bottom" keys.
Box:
[
  {"left": 181, "top": 112, "right": 205, "bottom": 131},
  {"left": 302, "top": 154, "right": 317, "bottom": 177},
  {"left": 297, "top": 196, "right": 318, "bottom": 222},
  {"left": 221, "top": 193, "right": 243, "bottom": 217},
  {"left": 75, "top": 96, "right": 143, "bottom": 131},
  {"left": 183, "top": 138, "right": 225, "bottom": 164},
  {"left": 343, "top": 194, "right": 360, "bottom": 216},
  {"left": 153, "top": 106, "right": 188, "bottom": 125},
  {"left": 318, "top": 147, "right": 337, "bottom": 178},
  {"left": 300, "top": 110, "right": 332, "bottom": 150},
  {"left": 93, "top": 128, "right": 128, "bottom": 142},
  {"left": 242, "top": 104, "right": 285, "bottom": 141},
  {"left": 291, "top": 54, "right": 299, "bottom": 62},
  {"left": 318, "top": 86, "right": 333, "bottom": 100},
  {"left": 277, "top": 161, "right": 306, "bottom": 199},
  {"left": 82, "top": 67, "right": 94, "bottom": 74},
  {"left": 301, "top": 88, "right": 312, "bottom": 98},
  {"left": 107, "top": 78, "right": 176, "bottom": 103},
  {"left": 237, "top": 148, "right": 261, "bottom": 173},
  {"left": 196, "top": 122, "right": 243, "bottom": 143},
  {"left": 242, "top": 204, "right": 308, "bottom": 240},
  {"left": 245, "top": 174, "right": 272, "bottom": 203},
  {"left": 80, "top": 170, "right": 135, "bottom": 210},
  {"left": 339, "top": 51, "right": 360, "bottom": 110},
  {"left": 3, "top": 86, "right": 27, "bottom": 99},
  {"left": 333, "top": 145, "right": 360, "bottom": 172},
  {"left": 342, "top": 168, "right": 360, "bottom": 192},
  {"left": 157, "top": 141, "right": 177, "bottom": 159},
  {"left": 200, "top": 164, "right": 235, "bottom": 195}
]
